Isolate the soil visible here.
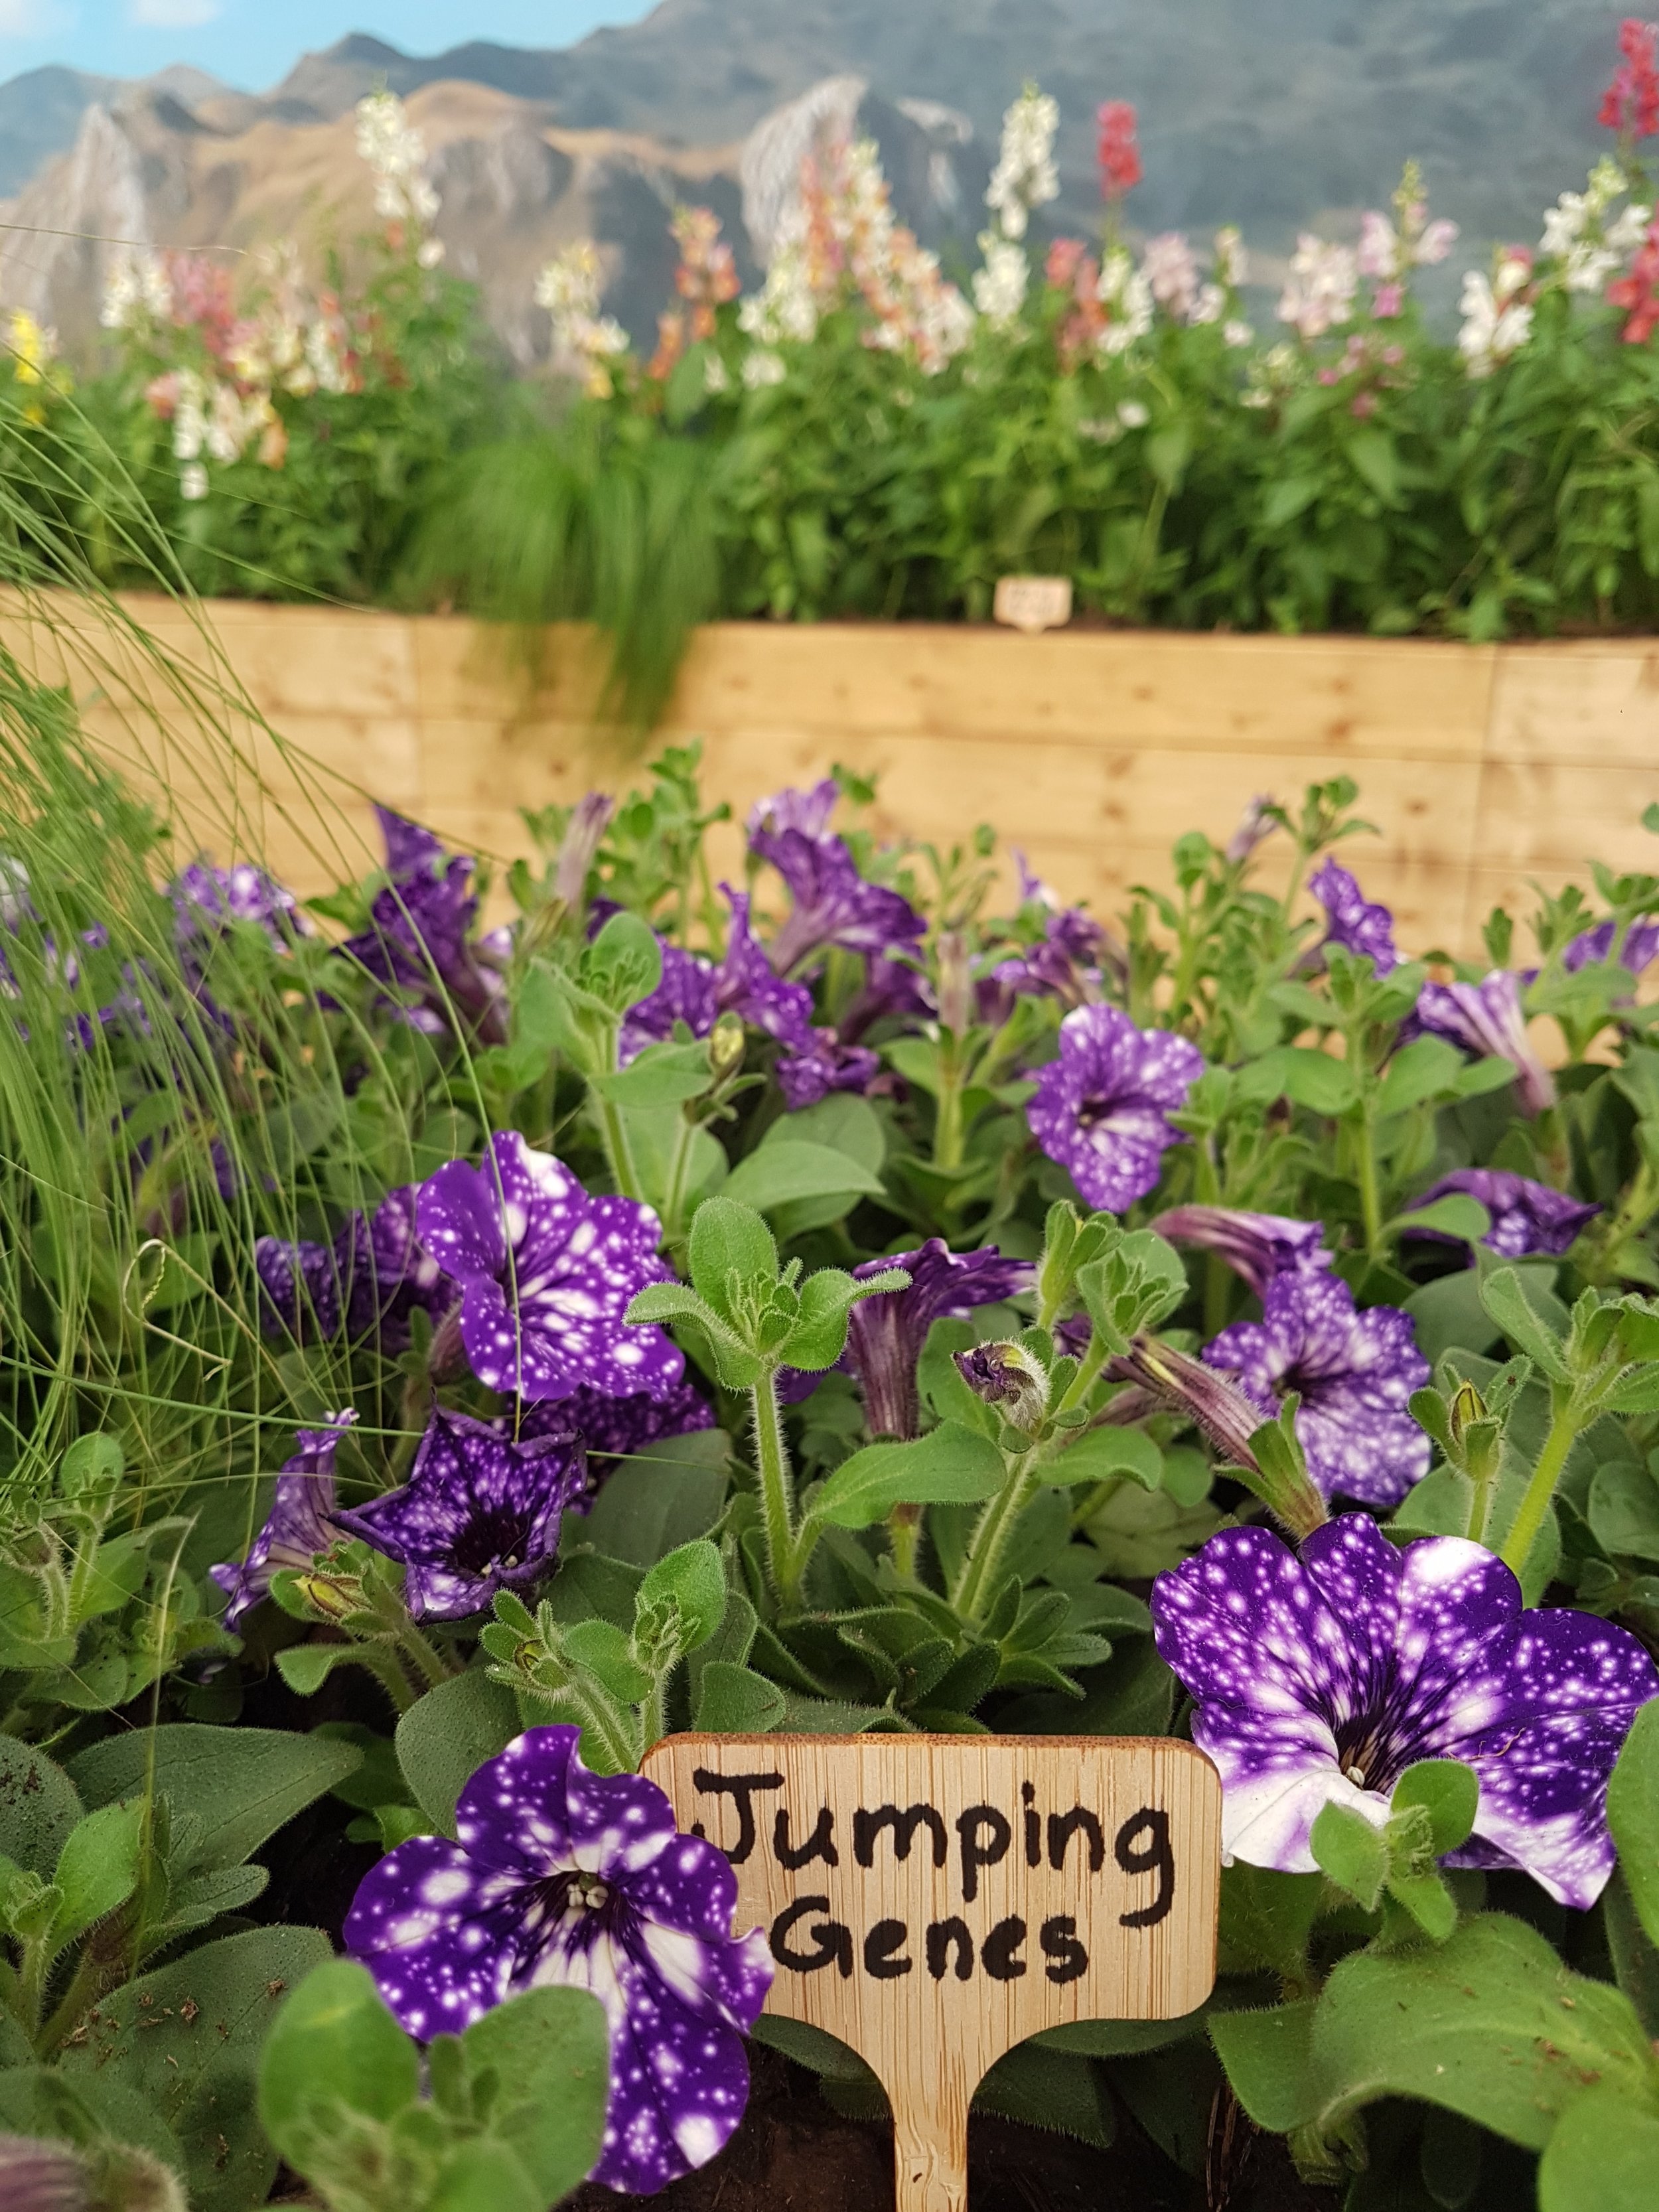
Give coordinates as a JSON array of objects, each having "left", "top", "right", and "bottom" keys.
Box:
[{"left": 561, "top": 2048, "right": 1339, "bottom": 2212}]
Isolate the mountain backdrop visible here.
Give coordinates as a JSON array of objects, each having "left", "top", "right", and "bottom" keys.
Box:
[{"left": 0, "top": 1, "right": 1625, "bottom": 364}]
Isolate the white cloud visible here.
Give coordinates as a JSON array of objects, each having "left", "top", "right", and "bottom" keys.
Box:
[
  {"left": 129, "top": 0, "right": 222, "bottom": 25},
  {"left": 0, "top": 0, "right": 60, "bottom": 35}
]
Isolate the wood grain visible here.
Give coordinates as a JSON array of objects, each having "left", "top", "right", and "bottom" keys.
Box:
[
  {"left": 0, "top": 597, "right": 1646, "bottom": 958},
  {"left": 642, "top": 1733, "right": 1222, "bottom": 2212}
]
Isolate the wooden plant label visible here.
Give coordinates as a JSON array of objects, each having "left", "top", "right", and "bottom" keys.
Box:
[
  {"left": 643, "top": 1735, "right": 1222, "bottom": 2212},
  {"left": 992, "top": 575, "right": 1074, "bottom": 632}
]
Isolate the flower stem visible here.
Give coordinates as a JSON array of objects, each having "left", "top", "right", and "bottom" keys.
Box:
[
  {"left": 950, "top": 1449, "right": 1038, "bottom": 1623},
  {"left": 660, "top": 1109, "right": 699, "bottom": 1245},
  {"left": 750, "top": 1370, "right": 800, "bottom": 1606},
  {"left": 889, "top": 1501, "right": 922, "bottom": 1580},
  {"left": 932, "top": 1034, "right": 966, "bottom": 1173},
  {"left": 1052, "top": 1328, "right": 1109, "bottom": 1420},
  {"left": 595, "top": 1090, "right": 645, "bottom": 1204},
  {"left": 1354, "top": 1103, "right": 1384, "bottom": 1260},
  {"left": 1499, "top": 1398, "right": 1580, "bottom": 1578}
]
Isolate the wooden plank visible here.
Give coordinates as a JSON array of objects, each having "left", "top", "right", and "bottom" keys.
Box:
[
  {"left": 665, "top": 625, "right": 1497, "bottom": 759},
  {"left": 643, "top": 1733, "right": 1220, "bottom": 2212},
  {"left": 1486, "top": 642, "right": 1659, "bottom": 768}
]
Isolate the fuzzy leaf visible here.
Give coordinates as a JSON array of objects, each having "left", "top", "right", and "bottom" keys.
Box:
[
  {"left": 1608, "top": 1702, "right": 1659, "bottom": 1949},
  {"left": 693, "top": 1660, "right": 788, "bottom": 1732},
  {"left": 808, "top": 1420, "right": 1005, "bottom": 1530},
  {"left": 67, "top": 1726, "right": 359, "bottom": 1876},
  {"left": 258, "top": 1959, "right": 419, "bottom": 2161},
  {"left": 460, "top": 1985, "right": 610, "bottom": 2203},
  {"left": 0, "top": 1736, "right": 82, "bottom": 1878},
  {"left": 1539, "top": 2081, "right": 1659, "bottom": 2212},
  {"left": 58, "top": 1924, "right": 334, "bottom": 2212},
  {"left": 395, "top": 1673, "right": 520, "bottom": 1838},
  {"left": 721, "top": 1142, "right": 884, "bottom": 1215}
]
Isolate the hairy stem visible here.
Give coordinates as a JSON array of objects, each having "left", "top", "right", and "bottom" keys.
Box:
[
  {"left": 1499, "top": 1398, "right": 1580, "bottom": 1578},
  {"left": 751, "top": 1370, "right": 799, "bottom": 1606},
  {"left": 951, "top": 1450, "right": 1039, "bottom": 1623}
]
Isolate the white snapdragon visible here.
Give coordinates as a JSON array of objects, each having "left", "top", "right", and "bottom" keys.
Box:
[
  {"left": 972, "top": 234, "right": 1029, "bottom": 325},
  {"left": 1457, "top": 261, "right": 1534, "bottom": 378},
  {"left": 1277, "top": 234, "right": 1358, "bottom": 338},
  {"left": 984, "top": 84, "right": 1060, "bottom": 242},
  {"left": 1097, "top": 248, "right": 1153, "bottom": 354},
  {"left": 741, "top": 348, "right": 786, "bottom": 389},
  {"left": 354, "top": 91, "right": 441, "bottom": 232},
  {"left": 1538, "top": 157, "right": 1645, "bottom": 290},
  {"left": 100, "top": 247, "right": 171, "bottom": 332},
  {"left": 1215, "top": 226, "right": 1249, "bottom": 289}
]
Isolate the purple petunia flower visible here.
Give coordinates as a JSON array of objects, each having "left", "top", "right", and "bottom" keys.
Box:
[
  {"left": 506, "top": 1383, "right": 716, "bottom": 1509},
  {"left": 845, "top": 1240, "right": 1031, "bottom": 1436},
  {"left": 1151, "top": 1514, "right": 1659, "bottom": 1907},
  {"left": 255, "top": 1186, "right": 454, "bottom": 1355},
  {"left": 1202, "top": 1271, "right": 1429, "bottom": 1506},
  {"left": 1409, "top": 1169, "right": 1601, "bottom": 1260},
  {"left": 416, "top": 1132, "right": 682, "bottom": 1405},
  {"left": 749, "top": 787, "right": 925, "bottom": 974},
  {"left": 715, "top": 889, "right": 815, "bottom": 1043},
  {"left": 1407, "top": 971, "right": 1555, "bottom": 1116},
  {"left": 778, "top": 1240, "right": 1031, "bottom": 1435},
  {"left": 341, "top": 808, "right": 506, "bottom": 1041},
  {"left": 169, "top": 860, "right": 302, "bottom": 946},
  {"left": 346, "top": 1725, "right": 773, "bottom": 2194},
  {"left": 774, "top": 1030, "right": 882, "bottom": 1111},
  {"left": 331, "top": 1406, "right": 585, "bottom": 1620},
  {"left": 1563, "top": 917, "right": 1659, "bottom": 978},
  {"left": 1151, "top": 1206, "right": 1333, "bottom": 1298},
  {"left": 618, "top": 941, "right": 721, "bottom": 1067},
  {"left": 1026, "top": 1004, "right": 1204, "bottom": 1213},
  {"left": 1309, "top": 858, "right": 1398, "bottom": 975},
  {"left": 210, "top": 1412, "right": 355, "bottom": 1631}
]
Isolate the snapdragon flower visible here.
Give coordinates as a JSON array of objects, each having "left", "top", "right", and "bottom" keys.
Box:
[
  {"left": 1151, "top": 1515, "right": 1659, "bottom": 1907},
  {"left": 354, "top": 90, "right": 441, "bottom": 232},
  {"left": 1027, "top": 1004, "right": 1203, "bottom": 1212},
  {"left": 984, "top": 84, "right": 1060, "bottom": 242},
  {"left": 1096, "top": 249, "right": 1153, "bottom": 353},
  {"left": 1202, "top": 1271, "right": 1430, "bottom": 1506},
  {"left": 1458, "top": 258, "right": 1534, "bottom": 378},
  {"left": 210, "top": 1413, "right": 356, "bottom": 1631},
  {"left": 332, "top": 1406, "right": 585, "bottom": 1621},
  {"left": 1141, "top": 233, "right": 1200, "bottom": 321},
  {"left": 973, "top": 236, "right": 1030, "bottom": 326},
  {"left": 416, "top": 1132, "right": 683, "bottom": 1405},
  {"left": 1277, "top": 236, "right": 1358, "bottom": 338},
  {"left": 346, "top": 1726, "right": 773, "bottom": 2194}
]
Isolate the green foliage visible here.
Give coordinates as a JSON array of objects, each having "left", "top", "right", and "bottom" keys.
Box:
[{"left": 259, "top": 1960, "right": 609, "bottom": 2212}]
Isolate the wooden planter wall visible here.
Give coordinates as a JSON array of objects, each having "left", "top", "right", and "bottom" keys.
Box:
[{"left": 8, "top": 595, "right": 1658, "bottom": 958}]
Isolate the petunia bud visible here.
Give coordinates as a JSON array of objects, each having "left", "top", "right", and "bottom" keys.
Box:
[
  {"left": 1447, "top": 1379, "right": 1486, "bottom": 1447},
  {"left": 707, "top": 1011, "right": 747, "bottom": 1084},
  {"left": 935, "top": 928, "right": 972, "bottom": 1037},
  {"left": 954, "top": 1341, "right": 1049, "bottom": 1433},
  {"left": 1114, "top": 1335, "right": 1264, "bottom": 1469},
  {"left": 551, "top": 791, "right": 614, "bottom": 914}
]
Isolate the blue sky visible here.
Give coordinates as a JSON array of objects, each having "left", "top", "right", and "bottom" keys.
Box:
[{"left": 0, "top": 2, "right": 656, "bottom": 89}]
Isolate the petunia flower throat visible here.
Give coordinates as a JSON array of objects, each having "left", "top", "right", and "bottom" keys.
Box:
[
  {"left": 346, "top": 1724, "right": 773, "bottom": 2195},
  {"left": 1151, "top": 1515, "right": 1659, "bottom": 1908}
]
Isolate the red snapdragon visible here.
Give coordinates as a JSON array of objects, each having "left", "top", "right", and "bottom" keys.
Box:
[
  {"left": 1599, "top": 18, "right": 1659, "bottom": 139},
  {"left": 1096, "top": 100, "right": 1142, "bottom": 200},
  {"left": 1607, "top": 217, "right": 1659, "bottom": 340}
]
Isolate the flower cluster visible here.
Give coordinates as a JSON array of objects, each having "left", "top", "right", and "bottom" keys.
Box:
[
  {"left": 1277, "top": 235, "right": 1359, "bottom": 340},
  {"left": 354, "top": 88, "right": 444, "bottom": 258},
  {"left": 536, "top": 243, "right": 631, "bottom": 395},
  {"left": 1599, "top": 17, "right": 1659, "bottom": 141},
  {"left": 1096, "top": 100, "right": 1142, "bottom": 202},
  {"left": 648, "top": 207, "right": 742, "bottom": 380}
]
